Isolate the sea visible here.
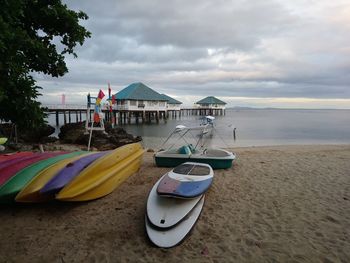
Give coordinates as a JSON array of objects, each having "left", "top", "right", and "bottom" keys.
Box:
[{"left": 47, "top": 109, "right": 350, "bottom": 149}]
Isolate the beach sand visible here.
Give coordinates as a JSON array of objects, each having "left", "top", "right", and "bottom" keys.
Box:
[{"left": 0, "top": 145, "right": 349, "bottom": 262}]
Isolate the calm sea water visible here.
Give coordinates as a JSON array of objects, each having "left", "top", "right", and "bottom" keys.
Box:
[{"left": 47, "top": 109, "right": 350, "bottom": 149}]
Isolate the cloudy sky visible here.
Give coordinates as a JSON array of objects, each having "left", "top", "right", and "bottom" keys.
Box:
[{"left": 37, "top": 0, "right": 350, "bottom": 108}]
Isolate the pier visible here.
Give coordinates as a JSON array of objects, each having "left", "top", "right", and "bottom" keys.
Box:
[{"left": 42, "top": 104, "right": 225, "bottom": 126}]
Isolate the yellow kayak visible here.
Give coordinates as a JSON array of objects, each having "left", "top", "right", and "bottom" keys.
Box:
[
  {"left": 0, "top": 138, "right": 8, "bottom": 145},
  {"left": 16, "top": 152, "right": 93, "bottom": 202},
  {"left": 56, "top": 143, "right": 144, "bottom": 201}
]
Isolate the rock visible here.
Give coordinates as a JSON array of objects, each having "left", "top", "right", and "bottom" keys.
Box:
[
  {"left": 0, "top": 123, "right": 55, "bottom": 143},
  {"left": 58, "top": 122, "right": 142, "bottom": 150},
  {"left": 0, "top": 121, "right": 142, "bottom": 152}
]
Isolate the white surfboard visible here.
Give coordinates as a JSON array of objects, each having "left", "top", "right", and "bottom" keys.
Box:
[
  {"left": 145, "top": 195, "right": 205, "bottom": 248},
  {"left": 147, "top": 174, "right": 202, "bottom": 228}
]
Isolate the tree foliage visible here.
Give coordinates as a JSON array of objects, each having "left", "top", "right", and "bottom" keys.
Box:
[{"left": 0, "top": 0, "right": 90, "bottom": 130}]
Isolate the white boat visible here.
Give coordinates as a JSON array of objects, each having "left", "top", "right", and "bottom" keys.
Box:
[{"left": 154, "top": 117, "right": 236, "bottom": 169}]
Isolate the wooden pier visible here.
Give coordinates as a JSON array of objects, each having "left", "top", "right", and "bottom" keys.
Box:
[
  {"left": 180, "top": 108, "right": 225, "bottom": 116},
  {"left": 42, "top": 104, "right": 225, "bottom": 126}
]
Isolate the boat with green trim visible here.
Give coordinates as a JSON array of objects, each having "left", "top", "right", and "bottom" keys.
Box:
[{"left": 154, "top": 117, "right": 235, "bottom": 169}]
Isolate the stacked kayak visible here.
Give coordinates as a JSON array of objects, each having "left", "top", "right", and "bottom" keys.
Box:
[
  {"left": 0, "top": 152, "right": 34, "bottom": 162},
  {"left": 0, "top": 143, "right": 144, "bottom": 204}
]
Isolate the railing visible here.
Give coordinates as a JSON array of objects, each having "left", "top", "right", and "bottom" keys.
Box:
[
  {"left": 42, "top": 104, "right": 87, "bottom": 110},
  {"left": 195, "top": 105, "right": 225, "bottom": 109}
]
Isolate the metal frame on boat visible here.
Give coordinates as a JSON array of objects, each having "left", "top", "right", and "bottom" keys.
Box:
[{"left": 154, "top": 116, "right": 235, "bottom": 169}]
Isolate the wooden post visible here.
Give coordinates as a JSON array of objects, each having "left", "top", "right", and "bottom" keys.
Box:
[
  {"left": 63, "top": 111, "right": 67, "bottom": 125},
  {"left": 68, "top": 111, "right": 71, "bottom": 123},
  {"left": 55, "top": 111, "right": 59, "bottom": 126}
]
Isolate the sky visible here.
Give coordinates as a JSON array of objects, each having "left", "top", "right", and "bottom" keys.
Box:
[{"left": 37, "top": 0, "right": 350, "bottom": 109}]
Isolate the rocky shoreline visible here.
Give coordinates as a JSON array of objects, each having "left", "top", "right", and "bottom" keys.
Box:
[{"left": 0, "top": 122, "right": 142, "bottom": 152}]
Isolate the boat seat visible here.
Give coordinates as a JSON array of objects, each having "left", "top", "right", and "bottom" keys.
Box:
[
  {"left": 204, "top": 149, "right": 230, "bottom": 157},
  {"left": 177, "top": 146, "right": 191, "bottom": 155},
  {"left": 188, "top": 144, "right": 196, "bottom": 153}
]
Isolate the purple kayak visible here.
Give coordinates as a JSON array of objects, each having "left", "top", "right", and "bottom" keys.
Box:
[{"left": 40, "top": 151, "right": 108, "bottom": 195}]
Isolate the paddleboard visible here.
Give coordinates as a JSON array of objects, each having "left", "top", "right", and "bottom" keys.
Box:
[
  {"left": 146, "top": 174, "right": 202, "bottom": 229},
  {"left": 145, "top": 195, "right": 205, "bottom": 248},
  {"left": 157, "top": 162, "right": 213, "bottom": 198}
]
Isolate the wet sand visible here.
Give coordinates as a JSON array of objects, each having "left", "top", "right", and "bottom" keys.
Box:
[{"left": 0, "top": 144, "right": 349, "bottom": 262}]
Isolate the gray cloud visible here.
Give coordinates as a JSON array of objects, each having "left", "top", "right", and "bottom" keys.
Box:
[{"left": 37, "top": 0, "right": 350, "bottom": 107}]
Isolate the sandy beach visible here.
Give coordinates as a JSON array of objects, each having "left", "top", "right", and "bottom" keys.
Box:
[{"left": 0, "top": 144, "right": 349, "bottom": 262}]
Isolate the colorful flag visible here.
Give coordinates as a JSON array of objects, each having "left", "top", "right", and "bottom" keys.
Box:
[
  {"left": 95, "top": 89, "right": 105, "bottom": 106},
  {"left": 98, "top": 89, "right": 105, "bottom": 99},
  {"left": 93, "top": 112, "right": 100, "bottom": 123}
]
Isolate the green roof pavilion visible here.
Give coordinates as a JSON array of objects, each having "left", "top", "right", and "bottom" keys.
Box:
[
  {"left": 115, "top": 82, "right": 167, "bottom": 101},
  {"left": 196, "top": 96, "right": 226, "bottom": 105},
  {"left": 160, "top": 94, "right": 182, "bottom": 104}
]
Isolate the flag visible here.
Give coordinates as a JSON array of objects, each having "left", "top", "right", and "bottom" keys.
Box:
[
  {"left": 98, "top": 89, "right": 105, "bottom": 99},
  {"left": 108, "top": 83, "right": 111, "bottom": 98},
  {"left": 93, "top": 112, "right": 100, "bottom": 123},
  {"left": 96, "top": 89, "right": 105, "bottom": 106}
]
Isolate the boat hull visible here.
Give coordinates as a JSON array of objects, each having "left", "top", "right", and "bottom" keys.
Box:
[
  {"left": 40, "top": 151, "right": 108, "bottom": 196},
  {"left": 15, "top": 152, "right": 91, "bottom": 203},
  {"left": 154, "top": 155, "right": 234, "bottom": 169},
  {"left": 56, "top": 143, "right": 144, "bottom": 201},
  {"left": 0, "top": 152, "right": 85, "bottom": 204},
  {"left": 0, "top": 152, "right": 64, "bottom": 186},
  {"left": 157, "top": 162, "right": 214, "bottom": 198},
  {"left": 0, "top": 152, "right": 34, "bottom": 163}
]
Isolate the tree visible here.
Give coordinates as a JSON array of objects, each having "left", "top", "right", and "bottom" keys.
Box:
[{"left": 0, "top": 0, "right": 90, "bottom": 130}]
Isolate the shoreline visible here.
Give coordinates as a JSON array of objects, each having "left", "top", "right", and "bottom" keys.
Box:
[{"left": 0, "top": 144, "right": 349, "bottom": 262}]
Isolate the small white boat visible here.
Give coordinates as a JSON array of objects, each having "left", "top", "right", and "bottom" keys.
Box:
[{"left": 154, "top": 118, "right": 236, "bottom": 169}]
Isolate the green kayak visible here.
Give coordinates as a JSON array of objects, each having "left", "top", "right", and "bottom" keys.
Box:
[{"left": 0, "top": 151, "right": 86, "bottom": 204}]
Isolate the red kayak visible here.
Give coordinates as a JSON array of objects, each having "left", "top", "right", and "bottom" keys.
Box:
[
  {"left": 0, "top": 152, "right": 66, "bottom": 186},
  {"left": 0, "top": 152, "right": 35, "bottom": 164},
  {"left": 0, "top": 153, "right": 43, "bottom": 171}
]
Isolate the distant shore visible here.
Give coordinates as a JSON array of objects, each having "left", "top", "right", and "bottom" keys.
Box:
[{"left": 0, "top": 144, "right": 349, "bottom": 262}]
